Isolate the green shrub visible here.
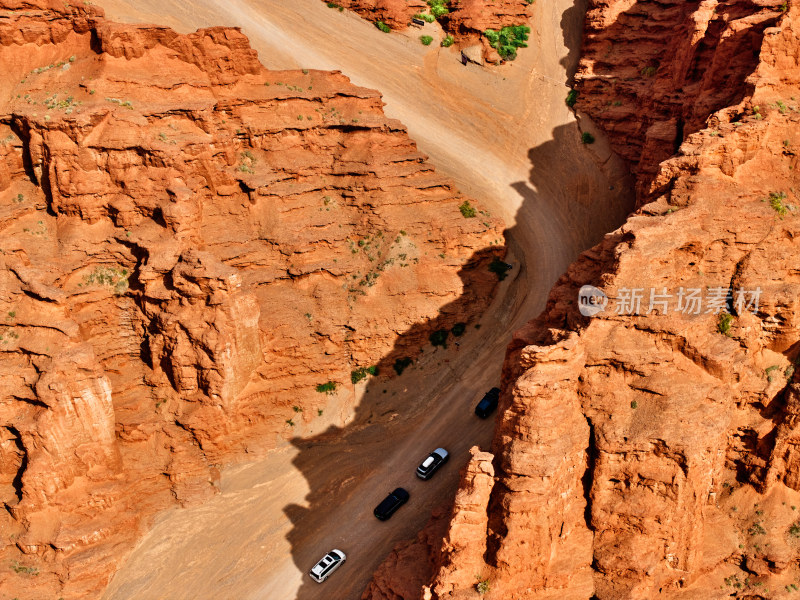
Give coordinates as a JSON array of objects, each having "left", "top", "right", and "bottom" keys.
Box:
[
  {"left": 375, "top": 21, "right": 391, "bottom": 33},
  {"left": 565, "top": 89, "right": 578, "bottom": 107},
  {"left": 581, "top": 132, "right": 595, "bottom": 144},
  {"left": 441, "top": 35, "right": 454, "bottom": 47},
  {"left": 488, "top": 258, "right": 512, "bottom": 280},
  {"left": 451, "top": 322, "right": 466, "bottom": 337},
  {"left": 430, "top": 329, "right": 449, "bottom": 347},
  {"left": 427, "top": 0, "right": 449, "bottom": 18},
  {"left": 351, "top": 365, "right": 379, "bottom": 384},
  {"left": 316, "top": 381, "right": 337, "bottom": 394},
  {"left": 476, "top": 579, "right": 490, "bottom": 594},
  {"left": 789, "top": 522, "right": 800, "bottom": 537},
  {"left": 717, "top": 312, "right": 734, "bottom": 337},
  {"left": 767, "top": 191, "right": 789, "bottom": 217},
  {"left": 420, "top": 35, "right": 434, "bottom": 46},
  {"left": 484, "top": 25, "right": 530, "bottom": 60},
  {"left": 459, "top": 200, "right": 477, "bottom": 217}
]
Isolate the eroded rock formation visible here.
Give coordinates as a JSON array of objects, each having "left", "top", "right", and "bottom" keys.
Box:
[
  {"left": 320, "top": 0, "right": 534, "bottom": 62},
  {"left": 0, "top": 2, "right": 504, "bottom": 597},
  {"left": 574, "top": 0, "right": 788, "bottom": 197},
  {"left": 365, "top": 2, "right": 800, "bottom": 599}
]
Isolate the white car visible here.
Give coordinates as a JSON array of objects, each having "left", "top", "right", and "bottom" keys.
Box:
[{"left": 309, "top": 549, "right": 346, "bottom": 583}]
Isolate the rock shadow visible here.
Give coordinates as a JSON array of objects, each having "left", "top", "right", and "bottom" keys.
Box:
[{"left": 283, "top": 117, "right": 635, "bottom": 600}]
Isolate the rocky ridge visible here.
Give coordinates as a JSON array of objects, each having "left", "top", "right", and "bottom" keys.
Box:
[
  {"left": 365, "top": 2, "right": 800, "bottom": 599},
  {"left": 0, "top": 2, "right": 504, "bottom": 597}
]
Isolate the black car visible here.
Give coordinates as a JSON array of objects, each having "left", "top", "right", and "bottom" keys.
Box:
[
  {"left": 374, "top": 487, "right": 410, "bottom": 520},
  {"left": 416, "top": 448, "right": 449, "bottom": 480},
  {"left": 475, "top": 387, "right": 500, "bottom": 418}
]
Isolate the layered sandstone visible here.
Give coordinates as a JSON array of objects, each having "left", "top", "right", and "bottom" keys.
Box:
[
  {"left": 0, "top": 2, "right": 504, "bottom": 597},
  {"left": 320, "top": 0, "right": 534, "bottom": 62},
  {"left": 573, "top": 0, "right": 788, "bottom": 197},
  {"left": 366, "top": 3, "right": 800, "bottom": 600}
]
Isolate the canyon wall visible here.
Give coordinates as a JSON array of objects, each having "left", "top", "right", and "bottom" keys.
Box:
[
  {"left": 0, "top": 2, "right": 504, "bottom": 597},
  {"left": 365, "top": 2, "right": 800, "bottom": 599},
  {"left": 573, "top": 0, "right": 787, "bottom": 198}
]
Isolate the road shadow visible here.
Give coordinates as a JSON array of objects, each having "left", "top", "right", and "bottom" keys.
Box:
[{"left": 282, "top": 116, "right": 635, "bottom": 599}]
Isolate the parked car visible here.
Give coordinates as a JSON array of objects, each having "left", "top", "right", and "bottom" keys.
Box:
[
  {"left": 475, "top": 387, "right": 501, "bottom": 418},
  {"left": 374, "top": 487, "right": 410, "bottom": 520},
  {"left": 309, "top": 549, "right": 346, "bottom": 583},
  {"left": 416, "top": 448, "right": 449, "bottom": 480}
]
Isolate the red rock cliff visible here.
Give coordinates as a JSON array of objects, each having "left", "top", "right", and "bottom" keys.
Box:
[
  {"left": 365, "top": 3, "right": 800, "bottom": 599},
  {"left": 0, "top": 2, "right": 505, "bottom": 597}
]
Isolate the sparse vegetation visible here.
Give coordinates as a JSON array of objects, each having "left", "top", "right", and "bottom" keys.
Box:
[
  {"left": 581, "top": 131, "right": 595, "bottom": 144},
  {"left": 441, "top": 35, "right": 454, "bottom": 48},
  {"left": 375, "top": 21, "right": 391, "bottom": 33},
  {"left": 789, "top": 522, "right": 800, "bottom": 538},
  {"left": 315, "top": 381, "right": 337, "bottom": 394},
  {"left": 414, "top": 12, "right": 436, "bottom": 23},
  {"left": 459, "top": 200, "right": 477, "bottom": 218},
  {"left": 292, "top": 405, "right": 302, "bottom": 413},
  {"left": 766, "top": 365, "right": 782, "bottom": 383},
  {"left": 765, "top": 191, "right": 790, "bottom": 217},
  {"left": 484, "top": 25, "right": 530, "bottom": 60},
  {"left": 394, "top": 357, "right": 412, "bottom": 375},
  {"left": 488, "top": 258, "right": 512, "bottom": 281},
  {"left": 476, "top": 578, "right": 490, "bottom": 594},
  {"left": 83, "top": 266, "right": 129, "bottom": 294},
  {"left": 451, "top": 322, "right": 466, "bottom": 337},
  {"left": 238, "top": 150, "right": 257, "bottom": 174},
  {"left": 631, "top": 400, "right": 638, "bottom": 409},
  {"left": 420, "top": 35, "right": 434, "bottom": 46},
  {"left": 351, "top": 365, "right": 379, "bottom": 384},
  {"left": 11, "top": 561, "right": 38, "bottom": 576},
  {"left": 717, "top": 312, "right": 734, "bottom": 336}
]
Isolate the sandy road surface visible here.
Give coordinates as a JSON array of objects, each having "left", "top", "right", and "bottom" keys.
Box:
[{"left": 96, "top": 0, "right": 634, "bottom": 599}]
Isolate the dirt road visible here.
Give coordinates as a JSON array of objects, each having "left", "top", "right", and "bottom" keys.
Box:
[{"left": 97, "top": 0, "right": 633, "bottom": 598}]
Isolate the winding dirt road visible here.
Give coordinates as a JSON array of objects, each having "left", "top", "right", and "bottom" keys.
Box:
[{"left": 96, "top": 0, "right": 633, "bottom": 598}]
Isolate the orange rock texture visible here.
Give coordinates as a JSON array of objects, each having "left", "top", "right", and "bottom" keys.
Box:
[
  {"left": 0, "top": 2, "right": 504, "bottom": 597},
  {"left": 365, "top": 3, "right": 800, "bottom": 600},
  {"left": 573, "top": 0, "right": 789, "bottom": 197},
  {"left": 320, "top": 0, "right": 534, "bottom": 62}
]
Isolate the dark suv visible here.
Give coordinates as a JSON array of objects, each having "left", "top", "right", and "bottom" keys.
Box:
[
  {"left": 475, "top": 387, "right": 500, "bottom": 418},
  {"left": 374, "top": 487, "right": 410, "bottom": 520}
]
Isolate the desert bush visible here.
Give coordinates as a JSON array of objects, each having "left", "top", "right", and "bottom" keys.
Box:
[
  {"left": 565, "top": 89, "right": 578, "bottom": 107},
  {"left": 484, "top": 25, "right": 530, "bottom": 60},
  {"left": 459, "top": 200, "right": 477, "bottom": 218},
  {"left": 420, "top": 35, "right": 434, "bottom": 46}
]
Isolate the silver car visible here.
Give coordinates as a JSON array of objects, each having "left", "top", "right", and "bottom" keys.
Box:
[
  {"left": 416, "top": 448, "right": 449, "bottom": 480},
  {"left": 309, "top": 549, "right": 346, "bottom": 583}
]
